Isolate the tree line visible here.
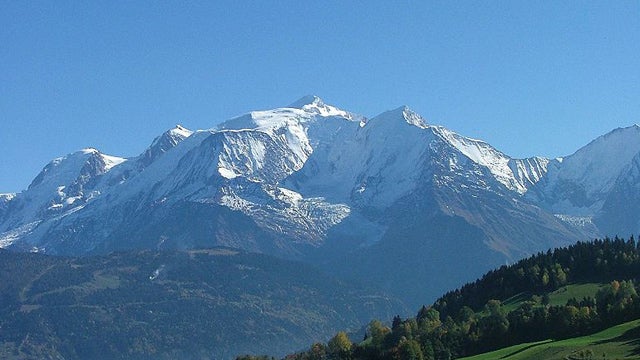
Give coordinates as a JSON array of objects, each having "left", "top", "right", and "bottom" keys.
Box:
[{"left": 239, "top": 236, "right": 640, "bottom": 359}]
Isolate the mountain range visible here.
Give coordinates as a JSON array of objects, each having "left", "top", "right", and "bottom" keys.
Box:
[{"left": 1, "top": 96, "right": 638, "bottom": 306}]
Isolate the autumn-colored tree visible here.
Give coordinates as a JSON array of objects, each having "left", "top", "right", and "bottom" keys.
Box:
[{"left": 327, "top": 331, "right": 352, "bottom": 360}]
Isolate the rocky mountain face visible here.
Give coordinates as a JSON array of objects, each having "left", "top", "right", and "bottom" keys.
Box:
[{"left": 1, "top": 96, "right": 638, "bottom": 306}]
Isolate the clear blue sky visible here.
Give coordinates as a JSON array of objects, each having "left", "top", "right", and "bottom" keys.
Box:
[{"left": 1, "top": 1, "right": 638, "bottom": 193}]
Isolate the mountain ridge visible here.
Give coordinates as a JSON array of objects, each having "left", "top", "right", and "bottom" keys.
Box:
[{"left": 1, "top": 96, "right": 638, "bottom": 305}]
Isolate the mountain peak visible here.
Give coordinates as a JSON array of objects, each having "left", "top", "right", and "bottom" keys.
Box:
[
  {"left": 533, "top": 123, "right": 640, "bottom": 216},
  {"left": 286, "top": 95, "right": 363, "bottom": 121},
  {"left": 574, "top": 124, "right": 640, "bottom": 158},
  {"left": 288, "top": 95, "right": 324, "bottom": 109},
  {"left": 372, "top": 106, "right": 429, "bottom": 129},
  {"left": 400, "top": 106, "right": 429, "bottom": 128},
  {"left": 140, "top": 125, "right": 193, "bottom": 168},
  {"left": 79, "top": 148, "right": 100, "bottom": 155},
  {"left": 151, "top": 125, "right": 193, "bottom": 147},
  {"left": 168, "top": 124, "right": 193, "bottom": 139}
]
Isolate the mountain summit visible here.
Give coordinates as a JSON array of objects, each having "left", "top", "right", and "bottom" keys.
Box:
[
  {"left": 0, "top": 98, "right": 637, "bottom": 305},
  {"left": 288, "top": 94, "right": 324, "bottom": 108}
]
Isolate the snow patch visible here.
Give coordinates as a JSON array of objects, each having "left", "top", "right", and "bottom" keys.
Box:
[
  {"left": 218, "top": 167, "right": 239, "bottom": 179},
  {"left": 169, "top": 124, "right": 194, "bottom": 139},
  {"left": 101, "top": 154, "right": 127, "bottom": 170},
  {"left": 0, "top": 221, "right": 41, "bottom": 248},
  {"left": 554, "top": 214, "right": 594, "bottom": 227},
  {"left": 0, "top": 193, "right": 16, "bottom": 201},
  {"left": 149, "top": 265, "right": 165, "bottom": 280},
  {"left": 277, "top": 187, "right": 303, "bottom": 204}
]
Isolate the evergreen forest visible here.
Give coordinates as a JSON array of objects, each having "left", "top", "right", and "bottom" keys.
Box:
[{"left": 257, "top": 237, "right": 640, "bottom": 360}]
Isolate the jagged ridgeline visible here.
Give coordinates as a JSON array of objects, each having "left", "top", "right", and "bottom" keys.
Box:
[
  {"left": 0, "top": 248, "right": 403, "bottom": 360},
  {"left": 4, "top": 97, "right": 640, "bottom": 306},
  {"left": 280, "top": 237, "right": 640, "bottom": 360}
]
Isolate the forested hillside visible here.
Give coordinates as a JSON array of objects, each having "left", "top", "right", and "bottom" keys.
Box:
[
  {"left": 274, "top": 237, "right": 640, "bottom": 360},
  {"left": 0, "top": 248, "right": 402, "bottom": 359}
]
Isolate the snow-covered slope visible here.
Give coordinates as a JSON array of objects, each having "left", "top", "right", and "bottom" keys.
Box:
[
  {"left": 528, "top": 125, "right": 640, "bottom": 216},
  {"left": 282, "top": 104, "right": 579, "bottom": 306},
  {"left": 0, "top": 125, "right": 194, "bottom": 249},
  {"left": 285, "top": 106, "right": 436, "bottom": 208},
  {"left": 138, "top": 124, "right": 193, "bottom": 168},
  {"left": 433, "top": 126, "right": 549, "bottom": 193},
  {"left": 0, "top": 98, "right": 360, "bottom": 255},
  {"left": 0, "top": 149, "right": 125, "bottom": 232},
  {"left": 0, "top": 193, "right": 15, "bottom": 206},
  {"left": 288, "top": 105, "right": 550, "bottom": 211},
  {"left": 1, "top": 97, "right": 637, "bottom": 305},
  {"left": 0, "top": 97, "right": 582, "bottom": 257}
]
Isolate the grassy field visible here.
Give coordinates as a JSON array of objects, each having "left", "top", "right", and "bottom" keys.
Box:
[
  {"left": 502, "top": 283, "right": 604, "bottom": 312},
  {"left": 547, "top": 283, "right": 604, "bottom": 306},
  {"left": 460, "top": 319, "right": 640, "bottom": 359}
]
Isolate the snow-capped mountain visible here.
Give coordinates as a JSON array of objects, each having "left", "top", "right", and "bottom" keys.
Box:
[
  {"left": 0, "top": 96, "right": 637, "bottom": 304},
  {"left": 0, "top": 149, "right": 126, "bottom": 247},
  {"left": 526, "top": 125, "right": 640, "bottom": 237},
  {"left": 138, "top": 124, "right": 193, "bottom": 168},
  {"left": 528, "top": 125, "right": 640, "bottom": 215}
]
